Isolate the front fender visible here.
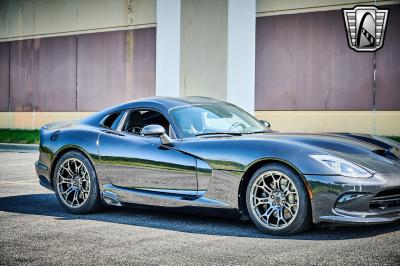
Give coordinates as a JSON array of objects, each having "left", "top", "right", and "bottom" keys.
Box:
[{"left": 178, "top": 138, "right": 336, "bottom": 175}]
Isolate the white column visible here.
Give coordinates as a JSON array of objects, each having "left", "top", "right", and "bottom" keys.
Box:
[
  {"left": 156, "top": 0, "right": 181, "bottom": 97},
  {"left": 226, "top": 0, "right": 256, "bottom": 114}
]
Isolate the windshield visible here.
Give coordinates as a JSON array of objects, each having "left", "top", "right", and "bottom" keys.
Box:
[{"left": 170, "top": 103, "right": 267, "bottom": 138}]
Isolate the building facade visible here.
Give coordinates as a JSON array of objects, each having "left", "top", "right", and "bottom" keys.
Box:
[{"left": 0, "top": 0, "right": 399, "bottom": 135}]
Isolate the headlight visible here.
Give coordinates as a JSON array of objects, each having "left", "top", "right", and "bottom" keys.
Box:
[{"left": 310, "top": 155, "right": 372, "bottom": 178}]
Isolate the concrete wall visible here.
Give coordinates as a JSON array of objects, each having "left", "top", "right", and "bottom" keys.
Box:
[
  {"left": 156, "top": 0, "right": 181, "bottom": 97},
  {"left": 0, "top": 0, "right": 156, "bottom": 41},
  {"left": 0, "top": 112, "right": 92, "bottom": 129},
  {"left": 256, "top": 0, "right": 400, "bottom": 15},
  {"left": 180, "top": 0, "right": 228, "bottom": 100},
  {"left": 255, "top": 111, "right": 400, "bottom": 136}
]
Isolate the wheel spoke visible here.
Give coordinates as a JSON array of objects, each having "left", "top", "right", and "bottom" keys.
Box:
[
  {"left": 255, "top": 184, "right": 272, "bottom": 195},
  {"left": 284, "top": 206, "right": 295, "bottom": 217},
  {"left": 82, "top": 172, "right": 89, "bottom": 182},
  {"left": 81, "top": 185, "right": 89, "bottom": 193},
  {"left": 61, "top": 166, "right": 74, "bottom": 177},
  {"left": 72, "top": 160, "right": 78, "bottom": 174},
  {"left": 61, "top": 186, "right": 75, "bottom": 197},
  {"left": 72, "top": 189, "right": 79, "bottom": 205},
  {"left": 272, "top": 173, "right": 283, "bottom": 190},
  {"left": 59, "top": 181, "right": 72, "bottom": 185},
  {"left": 285, "top": 201, "right": 297, "bottom": 208},
  {"left": 276, "top": 209, "right": 287, "bottom": 227},
  {"left": 252, "top": 195, "right": 270, "bottom": 208},
  {"left": 284, "top": 190, "right": 297, "bottom": 196},
  {"left": 261, "top": 178, "right": 274, "bottom": 193},
  {"left": 58, "top": 174, "right": 73, "bottom": 184},
  {"left": 259, "top": 205, "right": 275, "bottom": 219},
  {"left": 80, "top": 190, "right": 87, "bottom": 200}
]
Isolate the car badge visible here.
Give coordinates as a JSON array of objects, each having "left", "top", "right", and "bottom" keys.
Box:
[{"left": 342, "top": 5, "right": 389, "bottom": 52}]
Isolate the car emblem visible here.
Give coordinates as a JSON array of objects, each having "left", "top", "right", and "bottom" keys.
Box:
[{"left": 342, "top": 5, "right": 389, "bottom": 52}]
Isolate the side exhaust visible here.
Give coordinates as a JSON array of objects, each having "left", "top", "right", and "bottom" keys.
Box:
[{"left": 102, "top": 191, "right": 122, "bottom": 206}]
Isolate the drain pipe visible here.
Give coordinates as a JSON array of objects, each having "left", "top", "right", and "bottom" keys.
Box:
[
  {"left": 372, "top": 0, "right": 377, "bottom": 135},
  {"left": 372, "top": 53, "right": 376, "bottom": 135}
]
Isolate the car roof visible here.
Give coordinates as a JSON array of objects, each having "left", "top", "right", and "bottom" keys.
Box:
[
  {"left": 121, "top": 96, "right": 222, "bottom": 110},
  {"left": 81, "top": 96, "right": 225, "bottom": 127}
]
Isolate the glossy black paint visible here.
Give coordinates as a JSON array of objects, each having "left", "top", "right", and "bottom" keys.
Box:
[
  {"left": 35, "top": 97, "right": 400, "bottom": 224},
  {"left": 98, "top": 132, "right": 197, "bottom": 192}
]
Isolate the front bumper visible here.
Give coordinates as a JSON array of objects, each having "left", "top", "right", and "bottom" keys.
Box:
[{"left": 306, "top": 171, "right": 400, "bottom": 224}]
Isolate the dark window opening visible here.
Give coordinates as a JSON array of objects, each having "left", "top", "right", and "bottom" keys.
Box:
[
  {"left": 123, "top": 109, "right": 171, "bottom": 136},
  {"left": 101, "top": 112, "right": 124, "bottom": 130}
]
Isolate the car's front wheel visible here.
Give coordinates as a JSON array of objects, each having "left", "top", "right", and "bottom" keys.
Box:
[
  {"left": 246, "top": 163, "right": 311, "bottom": 235},
  {"left": 53, "top": 151, "right": 102, "bottom": 214}
]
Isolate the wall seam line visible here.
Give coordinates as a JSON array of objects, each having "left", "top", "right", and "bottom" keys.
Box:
[{"left": 75, "top": 35, "right": 78, "bottom": 112}]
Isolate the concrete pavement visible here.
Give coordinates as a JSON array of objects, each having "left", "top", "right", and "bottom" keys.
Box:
[{"left": 0, "top": 151, "right": 399, "bottom": 265}]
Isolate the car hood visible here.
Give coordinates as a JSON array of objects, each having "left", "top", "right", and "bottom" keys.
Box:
[
  {"left": 252, "top": 133, "right": 400, "bottom": 173},
  {"left": 192, "top": 133, "right": 400, "bottom": 173}
]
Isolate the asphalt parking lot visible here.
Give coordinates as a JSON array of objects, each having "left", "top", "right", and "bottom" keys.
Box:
[{"left": 0, "top": 151, "right": 400, "bottom": 265}]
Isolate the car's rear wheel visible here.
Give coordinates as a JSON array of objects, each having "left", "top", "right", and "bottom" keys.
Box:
[
  {"left": 246, "top": 163, "right": 311, "bottom": 235},
  {"left": 53, "top": 151, "right": 102, "bottom": 214}
]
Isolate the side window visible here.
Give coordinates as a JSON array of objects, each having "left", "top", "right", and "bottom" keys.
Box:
[
  {"left": 123, "top": 109, "right": 173, "bottom": 137},
  {"left": 100, "top": 112, "right": 124, "bottom": 130}
]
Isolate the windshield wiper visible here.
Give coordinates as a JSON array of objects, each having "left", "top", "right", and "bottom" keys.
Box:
[
  {"left": 195, "top": 132, "right": 243, "bottom": 137},
  {"left": 242, "top": 130, "right": 271, "bottom": 134}
]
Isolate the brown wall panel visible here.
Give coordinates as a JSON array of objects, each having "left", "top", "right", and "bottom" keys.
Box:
[
  {"left": 36, "top": 36, "right": 77, "bottom": 111},
  {"left": 255, "top": 10, "right": 374, "bottom": 111},
  {"left": 77, "top": 28, "right": 156, "bottom": 111},
  {"left": 376, "top": 5, "right": 400, "bottom": 111},
  {"left": 77, "top": 31, "right": 126, "bottom": 111},
  {"left": 0, "top": 42, "right": 9, "bottom": 111},
  {"left": 8, "top": 27, "right": 155, "bottom": 112},
  {"left": 10, "top": 36, "right": 76, "bottom": 112},
  {"left": 10, "top": 39, "right": 38, "bottom": 112},
  {"left": 130, "top": 27, "right": 156, "bottom": 100}
]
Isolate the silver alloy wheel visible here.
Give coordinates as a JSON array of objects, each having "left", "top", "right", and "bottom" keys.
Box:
[
  {"left": 249, "top": 170, "right": 299, "bottom": 230},
  {"left": 56, "top": 158, "right": 91, "bottom": 208}
]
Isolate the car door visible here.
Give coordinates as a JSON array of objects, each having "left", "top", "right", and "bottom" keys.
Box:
[{"left": 97, "top": 109, "right": 198, "bottom": 196}]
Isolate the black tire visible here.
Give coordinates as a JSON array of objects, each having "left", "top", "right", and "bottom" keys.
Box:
[
  {"left": 245, "top": 163, "right": 311, "bottom": 235},
  {"left": 53, "top": 151, "right": 102, "bottom": 214}
]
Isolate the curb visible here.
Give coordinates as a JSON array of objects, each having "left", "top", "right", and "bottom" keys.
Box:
[{"left": 0, "top": 143, "right": 39, "bottom": 152}]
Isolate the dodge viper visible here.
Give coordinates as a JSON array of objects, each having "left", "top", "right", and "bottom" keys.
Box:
[{"left": 35, "top": 97, "right": 400, "bottom": 235}]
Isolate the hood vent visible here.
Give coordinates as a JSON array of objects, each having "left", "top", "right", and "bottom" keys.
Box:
[{"left": 372, "top": 149, "right": 399, "bottom": 161}]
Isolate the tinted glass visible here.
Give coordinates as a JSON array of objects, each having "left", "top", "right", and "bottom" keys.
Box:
[
  {"left": 123, "top": 109, "right": 170, "bottom": 135},
  {"left": 170, "top": 104, "right": 266, "bottom": 137},
  {"left": 101, "top": 112, "right": 124, "bottom": 130}
]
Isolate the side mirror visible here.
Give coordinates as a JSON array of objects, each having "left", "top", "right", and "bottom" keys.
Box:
[
  {"left": 141, "top": 124, "right": 171, "bottom": 145},
  {"left": 260, "top": 120, "right": 271, "bottom": 128}
]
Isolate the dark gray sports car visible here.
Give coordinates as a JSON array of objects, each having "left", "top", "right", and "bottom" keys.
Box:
[{"left": 35, "top": 97, "right": 400, "bottom": 235}]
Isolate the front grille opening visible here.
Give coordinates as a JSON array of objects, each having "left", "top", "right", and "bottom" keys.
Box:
[
  {"left": 375, "top": 189, "right": 400, "bottom": 198},
  {"left": 370, "top": 188, "right": 400, "bottom": 210}
]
